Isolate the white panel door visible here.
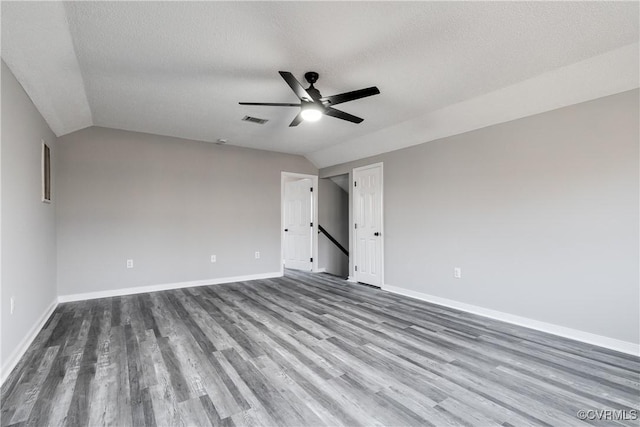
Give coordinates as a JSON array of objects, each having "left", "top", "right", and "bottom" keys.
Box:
[
  {"left": 353, "top": 164, "right": 383, "bottom": 286},
  {"left": 284, "top": 178, "right": 313, "bottom": 271}
]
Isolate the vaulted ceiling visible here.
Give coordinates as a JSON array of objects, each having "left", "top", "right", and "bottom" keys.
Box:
[{"left": 2, "top": 2, "right": 638, "bottom": 168}]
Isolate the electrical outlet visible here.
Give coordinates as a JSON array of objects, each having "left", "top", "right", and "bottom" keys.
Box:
[
  {"left": 255, "top": 251, "right": 260, "bottom": 259},
  {"left": 454, "top": 267, "right": 462, "bottom": 279},
  {"left": 211, "top": 255, "right": 216, "bottom": 263},
  {"left": 127, "top": 259, "right": 134, "bottom": 269},
  {"left": 10, "top": 297, "right": 14, "bottom": 315}
]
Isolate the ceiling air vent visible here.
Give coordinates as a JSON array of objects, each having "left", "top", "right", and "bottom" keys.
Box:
[{"left": 242, "top": 116, "right": 268, "bottom": 125}]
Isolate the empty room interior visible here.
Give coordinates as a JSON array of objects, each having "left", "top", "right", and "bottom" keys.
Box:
[{"left": 1, "top": 2, "right": 639, "bottom": 426}]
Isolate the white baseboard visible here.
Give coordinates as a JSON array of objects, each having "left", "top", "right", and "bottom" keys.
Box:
[
  {"left": 382, "top": 284, "right": 639, "bottom": 357},
  {"left": 58, "top": 271, "right": 283, "bottom": 303},
  {"left": 1, "top": 298, "right": 58, "bottom": 385},
  {"left": 313, "top": 268, "right": 327, "bottom": 273},
  {"left": 347, "top": 276, "right": 357, "bottom": 283}
]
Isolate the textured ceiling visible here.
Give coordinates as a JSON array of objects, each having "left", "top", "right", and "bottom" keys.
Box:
[{"left": 2, "top": 1, "right": 638, "bottom": 168}]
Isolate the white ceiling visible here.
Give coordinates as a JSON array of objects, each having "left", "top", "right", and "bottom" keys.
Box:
[
  {"left": 329, "top": 174, "right": 349, "bottom": 193},
  {"left": 2, "top": 2, "right": 638, "bottom": 168}
]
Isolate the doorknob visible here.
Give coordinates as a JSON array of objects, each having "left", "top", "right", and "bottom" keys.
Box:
[
  {"left": 374, "top": 232, "right": 380, "bottom": 236},
  {"left": 284, "top": 229, "right": 289, "bottom": 232}
]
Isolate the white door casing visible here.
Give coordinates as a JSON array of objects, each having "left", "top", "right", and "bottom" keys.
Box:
[
  {"left": 353, "top": 163, "right": 383, "bottom": 286},
  {"left": 283, "top": 178, "right": 313, "bottom": 271}
]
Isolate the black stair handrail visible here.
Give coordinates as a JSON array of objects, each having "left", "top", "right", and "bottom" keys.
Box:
[{"left": 318, "top": 225, "right": 348, "bottom": 257}]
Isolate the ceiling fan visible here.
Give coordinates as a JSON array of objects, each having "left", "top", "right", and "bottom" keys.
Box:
[{"left": 239, "top": 71, "right": 380, "bottom": 127}]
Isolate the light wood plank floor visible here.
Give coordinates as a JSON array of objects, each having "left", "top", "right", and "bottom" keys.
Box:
[{"left": 2, "top": 270, "right": 639, "bottom": 426}]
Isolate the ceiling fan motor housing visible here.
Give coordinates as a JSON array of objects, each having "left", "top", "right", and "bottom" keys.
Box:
[{"left": 304, "top": 72, "right": 322, "bottom": 101}]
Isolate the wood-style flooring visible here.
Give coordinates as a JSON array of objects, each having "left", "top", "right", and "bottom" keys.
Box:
[{"left": 1, "top": 270, "right": 639, "bottom": 426}]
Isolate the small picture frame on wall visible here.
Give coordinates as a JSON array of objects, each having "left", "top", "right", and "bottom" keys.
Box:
[{"left": 42, "top": 140, "right": 51, "bottom": 203}]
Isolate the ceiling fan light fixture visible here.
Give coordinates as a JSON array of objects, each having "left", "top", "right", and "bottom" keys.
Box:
[
  {"left": 239, "top": 71, "right": 379, "bottom": 127},
  {"left": 300, "top": 104, "right": 323, "bottom": 122}
]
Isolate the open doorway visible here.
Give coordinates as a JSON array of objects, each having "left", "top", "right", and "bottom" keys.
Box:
[
  {"left": 281, "top": 172, "right": 318, "bottom": 273},
  {"left": 317, "top": 175, "right": 349, "bottom": 278},
  {"left": 320, "top": 163, "right": 384, "bottom": 285}
]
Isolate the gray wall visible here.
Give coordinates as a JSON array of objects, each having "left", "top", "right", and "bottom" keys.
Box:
[
  {"left": 56, "top": 127, "right": 316, "bottom": 296},
  {"left": 1, "top": 60, "right": 58, "bottom": 371},
  {"left": 318, "top": 178, "right": 349, "bottom": 277},
  {"left": 320, "top": 89, "right": 639, "bottom": 344}
]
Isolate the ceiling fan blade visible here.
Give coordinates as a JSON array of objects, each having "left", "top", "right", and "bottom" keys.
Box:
[
  {"left": 239, "top": 102, "right": 300, "bottom": 107},
  {"left": 279, "top": 71, "right": 314, "bottom": 102},
  {"left": 321, "top": 86, "right": 380, "bottom": 106},
  {"left": 289, "top": 111, "right": 304, "bottom": 127},
  {"left": 325, "top": 107, "right": 364, "bottom": 124}
]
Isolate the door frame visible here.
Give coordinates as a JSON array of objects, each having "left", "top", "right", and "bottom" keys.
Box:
[
  {"left": 281, "top": 172, "right": 319, "bottom": 274},
  {"left": 350, "top": 162, "right": 384, "bottom": 286}
]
